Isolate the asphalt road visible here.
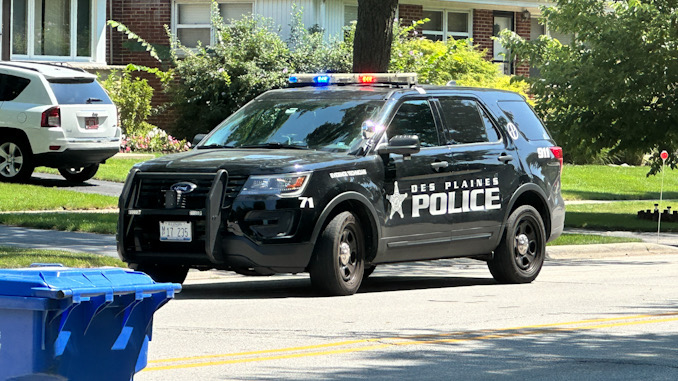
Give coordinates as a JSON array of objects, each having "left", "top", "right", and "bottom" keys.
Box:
[{"left": 135, "top": 252, "right": 678, "bottom": 381}]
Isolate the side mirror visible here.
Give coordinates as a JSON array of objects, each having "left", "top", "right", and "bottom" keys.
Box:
[
  {"left": 377, "top": 135, "right": 421, "bottom": 156},
  {"left": 192, "top": 134, "right": 207, "bottom": 147}
]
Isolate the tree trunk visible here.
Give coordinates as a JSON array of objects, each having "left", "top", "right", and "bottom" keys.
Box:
[{"left": 352, "top": 0, "right": 398, "bottom": 73}]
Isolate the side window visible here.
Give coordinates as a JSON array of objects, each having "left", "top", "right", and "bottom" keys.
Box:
[
  {"left": 0, "top": 74, "right": 31, "bottom": 101},
  {"left": 388, "top": 100, "right": 440, "bottom": 147},
  {"left": 497, "top": 101, "right": 551, "bottom": 141},
  {"left": 439, "top": 98, "right": 500, "bottom": 144}
]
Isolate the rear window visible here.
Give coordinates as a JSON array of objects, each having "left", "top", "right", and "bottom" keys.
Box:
[
  {"left": 0, "top": 74, "right": 30, "bottom": 101},
  {"left": 497, "top": 101, "right": 551, "bottom": 141},
  {"left": 48, "top": 80, "right": 113, "bottom": 105}
]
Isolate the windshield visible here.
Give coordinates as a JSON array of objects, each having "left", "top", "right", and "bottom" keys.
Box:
[{"left": 200, "top": 99, "right": 383, "bottom": 152}]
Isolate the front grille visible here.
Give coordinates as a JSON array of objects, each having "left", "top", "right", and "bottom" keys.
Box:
[{"left": 132, "top": 172, "right": 247, "bottom": 210}]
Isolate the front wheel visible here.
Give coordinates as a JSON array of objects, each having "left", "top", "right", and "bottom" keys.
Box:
[
  {"left": 488, "top": 205, "right": 546, "bottom": 284},
  {"left": 131, "top": 264, "right": 189, "bottom": 284},
  {"left": 309, "top": 211, "right": 365, "bottom": 296},
  {"left": 58, "top": 164, "right": 99, "bottom": 183}
]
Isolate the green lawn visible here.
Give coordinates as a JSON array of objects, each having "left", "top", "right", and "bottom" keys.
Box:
[
  {"left": 562, "top": 165, "right": 678, "bottom": 200},
  {"left": 0, "top": 183, "right": 117, "bottom": 212},
  {"left": 36, "top": 154, "right": 158, "bottom": 183},
  {"left": 565, "top": 200, "right": 678, "bottom": 232},
  {"left": 547, "top": 233, "right": 641, "bottom": 246},
  {"left": 0, "top": 246, "right": 124, "bottom": 268},
  {"left": 0, "top": 213, "right": 118, "bottom": 234}
]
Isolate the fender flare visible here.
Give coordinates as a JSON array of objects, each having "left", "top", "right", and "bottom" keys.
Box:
[
  {"left": 499, "top": 182, "right": 550, "bottom": 237},
  {"left": 309, "top": 191, "right": 381, "bottom": 256}
]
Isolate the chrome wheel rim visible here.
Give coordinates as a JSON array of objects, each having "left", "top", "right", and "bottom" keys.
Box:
[
  {"left": 0, "top": 142, "right": 24, "bottom": 178},
  {"left": 513, "top": 217, "right": 539, "bottom": 271}
]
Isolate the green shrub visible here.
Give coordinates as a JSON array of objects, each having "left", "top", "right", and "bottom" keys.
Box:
[{"left": 100, "top": 66, "right": 156, "bottom": 136}]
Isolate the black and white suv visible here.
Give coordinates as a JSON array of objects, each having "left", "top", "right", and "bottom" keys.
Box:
[
  {"left": 0, "top": 62, "right": 120, "bottom": 182},
  {"left": 118, "top": 73, "right": 565, "bottom": 295}
]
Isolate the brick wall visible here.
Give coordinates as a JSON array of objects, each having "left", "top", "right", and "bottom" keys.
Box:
[
  {"left": 108, "top": 0, "right": 174, "bottom": 131},
  {"left": 398, "top": 3, "right": 423, "bottom": 30},
  {"left": 472, "top": 9, "right": 494, "bottom": 61},
  {"left": 515, "top": 12, "right": 531, "bottom": 77}
]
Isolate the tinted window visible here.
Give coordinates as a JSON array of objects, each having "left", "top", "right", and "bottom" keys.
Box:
[
  {"left": 497, "top": 101, "right": 551, "bottom": 140},
  {"left": 388, "top": 100, "right": 439, "bottom": 147},
  {"left": 0, "top": 74, "right": 31, "bottom": 101},
  {"left": 48, "top": 79, "right": 113, "bottom": 105},
  {"left": 201, "top": 99, "right": 383, "bottom": 152},
  {"left": 439, "top": 98, "right": 499, "bottom": 144}
]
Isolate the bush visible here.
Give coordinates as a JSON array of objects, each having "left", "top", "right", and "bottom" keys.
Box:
[
  {"left": 100, "top": 66, "right": 156, "bottom": 137},
  {"left": 121, "top": 127, "right": 190, "bottom": 154}
]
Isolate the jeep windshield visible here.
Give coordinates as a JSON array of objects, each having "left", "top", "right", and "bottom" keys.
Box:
[{"left": 198, "top": 99, "right": 383, "bottom": 153}]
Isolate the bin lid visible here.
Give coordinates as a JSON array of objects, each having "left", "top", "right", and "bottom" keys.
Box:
[{"left": 0, "top": 266, "right": 180, "bottom": 300}]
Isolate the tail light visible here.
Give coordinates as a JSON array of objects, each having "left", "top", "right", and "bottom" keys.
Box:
[
  {"left": 41, "top": 106, "right": 61, "bottom": 127},
  {"left": 550, "top": 146, "right": 563, "bottom": 171}
]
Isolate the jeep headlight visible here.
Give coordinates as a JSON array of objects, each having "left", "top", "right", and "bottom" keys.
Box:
[{"left": 240, "top": 172, "right": 311, "bottom": 197}]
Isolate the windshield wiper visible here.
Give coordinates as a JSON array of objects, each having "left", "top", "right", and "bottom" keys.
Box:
[
  {"left": 86, "top": 97, "right": 102, "bottom": 103},
  {"left": 239, "top": 143, "right": 309, "bottom": 150},
  {"left": 197, "top": 143, "right": 235, "bottom": 149}
]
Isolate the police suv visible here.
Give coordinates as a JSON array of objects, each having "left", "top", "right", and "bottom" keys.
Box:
[{"left": 118, "top": 73, "right": 565, "bottom": 296}]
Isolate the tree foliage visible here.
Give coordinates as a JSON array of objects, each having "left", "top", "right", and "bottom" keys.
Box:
[{"left": 500, "top": 0, "right": 678, "bottom": 173}]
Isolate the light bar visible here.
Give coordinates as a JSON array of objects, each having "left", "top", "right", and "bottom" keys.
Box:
[{"left": 288, "top": 73, "right": 417, "bottom": 86}]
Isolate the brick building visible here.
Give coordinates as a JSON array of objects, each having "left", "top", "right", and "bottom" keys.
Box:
[{"left": 0, "top": 1, "right": 558, "bottom": 127}]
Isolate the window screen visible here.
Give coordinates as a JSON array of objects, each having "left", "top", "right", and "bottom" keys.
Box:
[
  {"left": 388, "top": 100, "right": 439, "bottom": 147},
  {"left": 439, "top": 98, "right": 499, "bottom": 144},
  {"left": 0, "top": 74, "right": 31, "bottom": 101}
]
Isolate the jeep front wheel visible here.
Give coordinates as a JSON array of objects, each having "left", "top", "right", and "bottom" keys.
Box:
[
  {"left": 59, "top": 164, "right": 99, "bottom": 183},
  {"left": 0, "top": 138, "right": 33, "bottom": 182},
  {"left": 309, "top": 211, "right": 365, "bottom": 296},
  {"left": 488, "top": 205, "right": 545, "bottom": 284}
]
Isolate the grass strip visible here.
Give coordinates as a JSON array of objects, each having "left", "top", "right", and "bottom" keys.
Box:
[
  {"left": 561, "top": 165, "right": 678, "bottom": 200},
  {"left": 565, "top": 200, "right": 678, "bottom": 232},
  {"left": 547, "top": 233, "right": 642, "bottom": 246},
  {"left": 0, "top": 213, "right": 118, "bottom": 234},
  {"left": 0, "top": 183, "right": 117, "bottom": 212},
  {"left": 0, "top": 246, "right": 124, "bottom": 268},
  {"left": 36, "top": 154, "right": 160, "bottom": 183}
]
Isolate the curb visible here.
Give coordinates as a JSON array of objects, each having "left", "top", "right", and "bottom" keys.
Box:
[{"left": 547, "top": 242, "right": 678, "bottom": 260}]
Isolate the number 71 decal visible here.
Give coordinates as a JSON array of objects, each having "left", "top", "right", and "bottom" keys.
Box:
[{"left": 299, "top": 197, "right": 314, "bottom": 208}]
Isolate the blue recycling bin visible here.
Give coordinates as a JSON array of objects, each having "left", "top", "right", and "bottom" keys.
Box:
[{"left": 0, "top": 266, "right": 181, "bottom": 381}]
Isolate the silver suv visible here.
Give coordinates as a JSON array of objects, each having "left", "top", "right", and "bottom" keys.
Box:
[{"left": 0, "top": 62, "right": 120, "bottom": 182}]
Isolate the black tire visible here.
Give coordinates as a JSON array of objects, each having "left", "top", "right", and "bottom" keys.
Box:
[
  {"left": 58, "top": 164, "right": 99, "bottom": 183},
  {"left": 363, "top": 265, "right": 377, "bottom": 280},
  {"left": 0, "top": 137, "right": 34, "bottom": 182},
  {"left": 309, "top": 211, "right": 365, "bottom": 296},
  {"left": 488, "top": 205, "right": 546, "bottom": 284},
  {"left": 131, "top": 264, "right": 189, "bottom": 284}
]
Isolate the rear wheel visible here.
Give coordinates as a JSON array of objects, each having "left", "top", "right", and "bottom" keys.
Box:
[
  {"left": 488, "top": 205, "right": 546, "bottom": 284},
  {"left": 131, "top": 264, "right": 189, "bottom": 284},
  {"left": 58, "top": 164, "right": 99, "bottom": 183},
  {"left": 309, "top": 211, "right": 364, "bottom": 296},
  {"left": 0, "top": 138, "right": 34, "bottom": 182}
]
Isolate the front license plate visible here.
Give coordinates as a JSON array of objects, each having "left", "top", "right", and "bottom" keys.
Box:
[
  {"left": 159, "top": 221, "right": 192, "bottom": 242},
  {"left": 85, "top": 116, "right": 99, "bottom": 129}
]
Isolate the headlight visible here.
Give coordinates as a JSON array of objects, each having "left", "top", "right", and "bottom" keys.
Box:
[{"left": 240, "top": 172, "right": 312, "bottom": 197}]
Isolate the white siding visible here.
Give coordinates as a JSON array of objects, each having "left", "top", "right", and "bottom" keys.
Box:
[
  {"left": 324, "top": 0, "right": 348, "bottom": 40},
  {"left": 255, "top": 0, "right": 317, "bottom": 40}
]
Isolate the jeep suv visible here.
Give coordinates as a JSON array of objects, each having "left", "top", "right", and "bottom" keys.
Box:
[
  {"left": 118, "top": 73, "right": 565, "bottom": 295},
  {"left": 0, "top": 62, "right": 120, "bottom": 182}
]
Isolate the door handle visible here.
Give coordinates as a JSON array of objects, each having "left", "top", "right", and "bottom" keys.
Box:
[
  {"left": 431, "top": 161, "right": 449, "bottom": 170},
  {"left": 498, "top": 154, "right": 513, "bottom": 163}
]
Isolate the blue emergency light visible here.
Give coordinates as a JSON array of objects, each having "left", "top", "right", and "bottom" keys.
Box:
[{"left": 288, "top": 73, "right": 417, "bottom": 86}]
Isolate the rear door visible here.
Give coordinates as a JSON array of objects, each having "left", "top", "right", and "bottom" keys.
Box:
[{"left": 48, "top": 79, "right": 118, "bottom": 140}]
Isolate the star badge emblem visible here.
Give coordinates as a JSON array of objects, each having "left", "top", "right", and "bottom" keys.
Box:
[{"left": 386, "top": 181, "right": 408, "bottom": 219}]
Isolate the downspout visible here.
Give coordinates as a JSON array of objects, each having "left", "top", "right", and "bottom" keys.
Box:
[{"left": 108, "top": 0, "right": 113, "bottom": 64}]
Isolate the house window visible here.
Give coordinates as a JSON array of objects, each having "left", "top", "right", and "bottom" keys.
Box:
[
  {"left": 174, "top": 1, "right": 253, "bottom": 48},
  {"left": 422, "top": 10, "right": 470, "bottom": 41},
  {"left": 493, "top": 12, "right": 514, "bottom": 75},
  {"left": 344, "top": 4, "right": 357, "bottom": 26},
  {"left": 11, "top": 0, "right": 92, "bottom": 59}
]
